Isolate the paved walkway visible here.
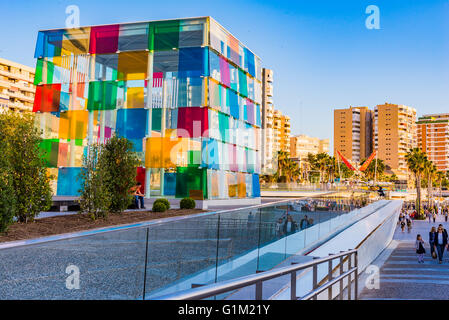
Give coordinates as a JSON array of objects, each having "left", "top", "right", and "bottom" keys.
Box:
[{"left": 360, "top": 213, "right": 449, "bottom": 300}]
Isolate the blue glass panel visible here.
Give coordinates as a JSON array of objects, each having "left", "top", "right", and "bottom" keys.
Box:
[
  {"left": 252, "top": 173, "right": 260, "bottom": 197},
  {"left": 116, "top": 108, "right": 147, "bottom": 140},
  {"left": 57, "top": 167, "right": 83, "bottom": 196},
  {"left": 59, "top": 92, "right": 70, "bottom": 112},
  {"left": 163, "top": 172, "right": 176, "bottom": 196},
  {"left": 244, "top": 48, "right": 255, "bottom": 77},
  {"left": 201, "top": 138, "right": 220, "bottom": 170},
  {"left": 209, "top": 49, "right": 221, "bottom": 82},
  {"left": 256, "top": 104, "right": 261, "bottom": 127},
  {"left": 229, "top": 90, "right": 239, "bottom": 119},
  {"left": 34, "top": 30, "right": 63, "bottom": 58},
  {"left": 178, "top": 47, "right": 208, "bottom": 78}
]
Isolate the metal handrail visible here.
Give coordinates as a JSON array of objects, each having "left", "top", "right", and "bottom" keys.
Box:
[{"left": 152, "top": 249, "right": 358, "bottom": 300}]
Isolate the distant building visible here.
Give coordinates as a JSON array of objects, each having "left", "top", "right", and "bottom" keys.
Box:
[
  {"left": 0, "top": 57, "right": 35, "bottom": 113},
  {"left": 273, "top": 109, "right": 291, "bottom": 155},
  {"left": 261, "top": 68, "right": 291, "bottom": 173},
  {"left": 290, "top": 134, "right": 329, "bottom": 159},
  {"left": 261, "top": 68, "right": 274, "bottom": 172},
  {"left": 333, "top": 106, "right": 374, "bottom": 164},
  {"left": 291, "top": 134, "right": 329, "bottom": 179},
  {"left": 417, "top": 113, "right": 449, "bottom": 172},
  {"left": 374, "top": 103, "right": 417, "bottom": 177}
]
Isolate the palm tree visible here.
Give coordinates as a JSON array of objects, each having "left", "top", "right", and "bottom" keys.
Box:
[
  {"left": 405, "top": 148, "right": 428, "bottom": 217},
  {"left": 436, "top": 171, "right": 445, "bottom": 199},
  {"left": 277, "top": 150, "right": 290, "bottom": 178},
  {"left": 423, "top": 160, "right": 437, "bottom": 207},
  {"left": 315, "top": 152, "right": 330, "bottom": 183}
]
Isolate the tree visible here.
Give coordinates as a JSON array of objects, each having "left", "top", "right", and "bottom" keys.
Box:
[
  {"left": 360, "top": 158, "right": 385, "bottom": 181},
  {"left": 423, "top": 160, "right": 437, "bottom": 207},
  {"left": 436, "top": 171, "right": 445, "bottom": 198},
  {"left": 99, "top": 136, "right": 141, "bottom": 213},
  {"left": 405, "top": 148, "right": 428, "bottom": 217},
  {"left": 78, "top": 144, "right": 111, "bottom": 220},
  {"left": 0, "top": 111, "right": 52, "bottom": 224}
]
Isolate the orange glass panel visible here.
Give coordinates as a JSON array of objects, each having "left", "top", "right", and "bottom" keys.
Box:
[
  {"left": 145, "top": 137, "right": 188, "bottom": 168},
  {"left": 58, "top": 110, "right": 89, "bottom": 140},
  {"left": 237, "top": 173, "right": 246, "bottom": 198}
]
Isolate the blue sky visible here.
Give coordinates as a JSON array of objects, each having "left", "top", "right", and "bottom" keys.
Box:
[{"left": 1, "top": 0, "right": 449, "bottom": 153}]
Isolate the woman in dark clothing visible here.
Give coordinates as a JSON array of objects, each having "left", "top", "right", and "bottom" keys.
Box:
[
  {"left": 429, "top": 226, "right": 436, "bottom": 258},
  {"left": 434, "top": 225, "right": 448, "bottom": 264}
]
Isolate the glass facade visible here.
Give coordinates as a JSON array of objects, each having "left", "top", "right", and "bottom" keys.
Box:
[{"left": 33, "top": 17, "right": 262, "bottom": 199}]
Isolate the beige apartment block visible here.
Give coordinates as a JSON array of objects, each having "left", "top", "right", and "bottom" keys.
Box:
[
  {"left": 333, "top": 106, "right": 374, "bottom": 164},
  {"left": 290, "top": 134, "right": 330, "bottom": 159},
  {"left": 0, "top": 57, "right": 35, "bottom": 113},
  {"left": 417, "top": 114, "right": 449, "bottom": 172},
  {"left": 273, "top": 109, "right": 291, "bottom": 154},
  {"left": 374, "top": 103, "right": 417, "bottom": 176}
]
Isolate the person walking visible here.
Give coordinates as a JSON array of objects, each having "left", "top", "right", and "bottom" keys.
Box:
[
  {"left": 429, "top": 226, "right": 437, "bottom": 259},
  {"left": 406, "top": 216, "right": 412, "bottom": 233},
  {"left": 433, "top": 212, "right": 437, "bottom": 223},
  {"left": 435, "top": 225, "right": 448, "bottom": 264},
  {"left": 400, "top": 219, "right": 406, "bottom": 233},
  {"left": 416, "top": 234, "right": 426, "bottom": 263}
]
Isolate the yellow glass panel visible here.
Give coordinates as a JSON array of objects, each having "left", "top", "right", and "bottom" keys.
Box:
[
  {"left": 117, "top": 51, "right": 148, "bottom": 80},
  {"left": 210, "top": 171, "right": 219, "bottom": 198},
  {"left": 126, "top": 87, "right": 144, "bottom": 108},
  {"left": 62, "top": 27, "right": 91, "bottom": 55}
]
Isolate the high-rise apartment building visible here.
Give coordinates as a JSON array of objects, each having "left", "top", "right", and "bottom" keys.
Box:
[
  {"left": 290, "top": 134, "right": 329, "bottom": 159},
  {"left": 417, "top": 113, "right": 449, "bottom": 172},
  {"left": 32, "top": 17, "right": 262, "bottom": 202},
  {"left": 374, "top": 103, "right": 417, "bottom": 176},
  {"left": 261, "top": 68, "right": 274, "bottom": 172},
  {"left": 333, "top": 106, "right": 373, "bottom": 164},
  {"left": 0, "top": 57, "right": 36, "bottom": 112},
  {"left": 273, "top": 109, "right": 291, "bottom": 154},
  {"left": 261, "top": 68, "right": 291, "bottom": 173}
]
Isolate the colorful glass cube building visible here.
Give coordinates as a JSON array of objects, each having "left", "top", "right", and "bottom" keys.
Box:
[{"left": 33, "top": 17, "right": 262, "bottom": 202}]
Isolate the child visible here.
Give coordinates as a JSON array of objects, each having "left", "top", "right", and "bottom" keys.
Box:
[
  {"left": 416, "top": 234, "right": 426, "bottom": 263},
  {"left": 400, "top": 220, "right": 405, "bottom": 232}
]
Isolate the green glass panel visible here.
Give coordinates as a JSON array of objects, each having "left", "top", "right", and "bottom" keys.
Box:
[
  {"left": 238, "top": 69, "right": 248, "bottom": 97},
  {"left": 148, "top": 20, "right": 180, "bottom": 52},
  {"left": 39, "top": 139, "right": 59, "bottom": 168},
  {"left": 151, "top": 108, "right": 162, "bottom": 132},
  {"left": 46, "top": 60, "right": 55, "bottom": 84},
  {"left": 87, "top": 81, "right": 118, "bottom": 110},
  {"left": 34, "top": 59, "right": 43, "bottom": 85},
  {"left": 187, "top": 150, "right": 201, "bottom": 166},
  {"left": 175, "top": 167, "right": 207, "bottom": 199},
  {"left": 218, "top": 112, "right": 229, "bottom": 143}
]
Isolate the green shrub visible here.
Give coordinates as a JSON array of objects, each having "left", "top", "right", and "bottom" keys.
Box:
[
  {"left": 180, "top": 197, "right": 196, "bottom": 210},
  {"left": 154, "top": 198, "right": 170, "bottom": 210},
  {"left": 152, "top": 201, "right": 167, "bottom": 212}
]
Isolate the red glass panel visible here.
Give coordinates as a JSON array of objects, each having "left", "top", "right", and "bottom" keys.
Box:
[{"left": 89, "top": 25, "right": 120, "bottom": 54}]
